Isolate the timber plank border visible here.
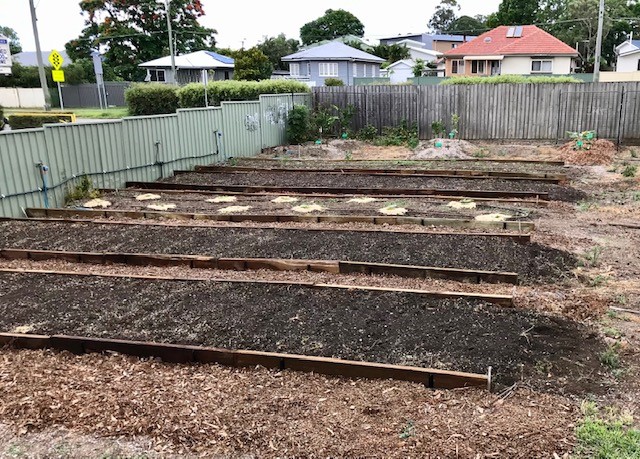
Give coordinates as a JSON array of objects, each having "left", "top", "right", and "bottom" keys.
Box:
[
  {"left": 125, "top": 181, "right": 550, "bottom": 200},
  {"left": 237, "top": 157, "right": 566, "bottom": 165},
  {"left": 0, "top": 248, "right": 520, "bottom": 285},
  {"left": 0, "top": 333, "right": 489, "bottom": 389},
  {"left": 188, "top": 166, "right": 565, "bottom": 183},
  {"left": 0, "top": 267, "right": 515, "bottom": 306},
  {"left": 25, "top": 208, "right": 535, "bottom": 232},
  {"left": 2, "top": 216, "right": 533, "bottom": 242}
]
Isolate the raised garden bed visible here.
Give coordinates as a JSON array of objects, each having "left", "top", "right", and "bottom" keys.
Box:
[
  {"left": 0, "top": 220, "right": 575, "bottom": 282},
  {"left": 161, "top": 171, "right": 584, "bottom": 202},
  {"left": 68, "top": 190, "right": 538, "bottom": 221},
  {"left": 0, "top": 271, "right": 604, "bottom": 391}
]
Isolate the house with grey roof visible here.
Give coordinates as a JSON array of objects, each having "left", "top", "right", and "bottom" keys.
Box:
[
  {"left": 615, "top": 36, "right": 640, "bottom": 72},
  {"left": 139, "top": 50, "right": 234, "bottom": 84},
  {"left": 379, "top": 33, "right": 476, "bottom": 53},
  {"left": 281, "top": 42, "right": 384, "bottom": 86}
]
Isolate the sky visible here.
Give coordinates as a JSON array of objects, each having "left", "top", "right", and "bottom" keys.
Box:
[{"left": 1, "top": 0, "right": 502, "bottom": 53}]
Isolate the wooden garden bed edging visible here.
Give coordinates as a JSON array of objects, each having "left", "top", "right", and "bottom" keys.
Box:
[{"left": 0, "top": 333, "right": 490, "bottom": 389}]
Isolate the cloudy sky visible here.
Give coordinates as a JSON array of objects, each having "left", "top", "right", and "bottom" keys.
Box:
[{"left": 2, "top": 0, "right": 502, "bottom": 52}]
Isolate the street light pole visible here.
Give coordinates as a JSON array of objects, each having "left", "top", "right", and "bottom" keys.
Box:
[
  {"left": 593, "top": 0, "right": 605, "bottom": 82},
  {"left": 28, "top": 0, "right": 52, "bottom": 110},
  {"left": 164, "top": 0, "right": 176, "bottom": 83}
]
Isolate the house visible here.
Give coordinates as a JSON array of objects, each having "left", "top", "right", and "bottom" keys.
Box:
[
  {"left": 393, "top": 39, "right": 443, "bottom": 63},
  {"left": 138, "top": 50, "right": 234, "bottom": 84},
  {"left": 379, "top": 33, "right": 476, "bottom": 52},
  {"left": 382, "top": 60, "right": 415, "bottom": 84},
  {"left": 281, "top": 42, "right": 384, "bottom": 86},
  {"left": 12, "top": 50, "right": 71, "bottom": 67},
  {"left": 615, "top": 36, "right": 640, "bottom": 72},
  {"left": 443, "top": 25, "right": 579, "bottom": 77}
]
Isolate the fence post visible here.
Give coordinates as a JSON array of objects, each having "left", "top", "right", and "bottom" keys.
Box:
[
  {"left": 417, "top": 85, "right": 422, "bottom": 139},
  {"left": 616, "top": 86, "right": 625, "bottom": 147}
]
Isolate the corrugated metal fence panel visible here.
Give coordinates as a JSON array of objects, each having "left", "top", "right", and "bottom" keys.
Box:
[
  {"left": 43, "top": 121, "right": 125, "bottom": 198},
  {"left": 222, "top": 101, "right": 262, "bottom": 158},
  {"left": 0, "top": 129, "right": 48, "bottom": 217},
  {"left": 121, "top": 114, "right": 180, "bottom": 184},
  {"left": 177, "top": 107, "right": 224, "bottom": 166},
  {"left": 260, "top": 94, "right": 293, "bottom": 149}
]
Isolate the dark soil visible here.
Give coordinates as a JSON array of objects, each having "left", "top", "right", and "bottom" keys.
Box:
[
  {"left": 90, "top": 191, "right": 537, "bottom": 221},
  {"left": 0, "top": 221, "right": 576, "bottom": 282},
  {"left": 233, "top": 158, "right": 567, "bottom": 174},
  {"left": 0, "top": 272, "right": 606, "bottom": 392},
  {"left": 164, "top": 171, "right": 585, "bottom": 202}
]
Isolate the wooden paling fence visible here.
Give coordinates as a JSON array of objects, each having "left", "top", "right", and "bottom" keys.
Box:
[{"left": 313, "top": 82, "right": 640, "bottom": 143}]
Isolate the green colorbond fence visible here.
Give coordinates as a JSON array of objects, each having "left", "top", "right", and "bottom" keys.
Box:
[{"left": 0, "top": 93, "right": 311, "bottom": 218}]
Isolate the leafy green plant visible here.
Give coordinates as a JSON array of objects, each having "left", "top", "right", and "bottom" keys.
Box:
[
  {"left": 65, "top": 176, "right": 100, "bottom": 204},
  {"left": 125, "top": 83, "right": 180, "bottom": 116},
  {"left": 311, "top": 105, "right": 340, "bottom": 140},
  {"left": 603, "top": 327, "right": 622, "bottom": 339},
  {"left": 450, "top": 113, "right": 460, "bottom": 138},
  {"left": 621, "top": 165, "right": 637, "bottom": 178},
  {"left": 589, "top": 274, "right": 608, "bottom": 287},
  {"left": 356, "top": 124, "right": 378, "bottom": 141},
  {"left": 336, "top": 104, "right": 356, "bottom": 136},
  {"left": 431, "top": 120, "right": 446, "bottom": 138},
  {"left": 412, "top": 59, "right": 426, "bottom": 78},
  {"left": 599, "top": 344, "right": 621, "bottom": 370},
  {"left": 344, "top": 151, "right": 353, "bottom": 160},
  {"left": 373, "top": 120, "right": 419, "bottom": 149},
  {"left": 176, "top": 80, "right": 310, "bottom": 108},
  {"left": 630, "top": 149, "right": 638, "bottom": 158},
  {"left": 7, "top": 114, "right": 68, "bottom": 130},
  {"left": 324, "top": 77, "right": 344, "bottom": 87},
  {"left": 567, "top": 131, "right": 597, "bottom": 150},
  {"left": 577, "top": 201, "right": 597, "bottom": 212},
  {"left": 286, "top": 105, "right": 312, "bottom": 145},
  {"left": 582, "top": 246, "right": 604, "bottom": 268},
  {"left": 399, "top": 420, "right": 416, "bottom": 439},
  {"left": 575, "top": 405, "right": 639, "bottom": 458},
  {"left": 441, "top": 75, "right": 582, "bottom": 85}
]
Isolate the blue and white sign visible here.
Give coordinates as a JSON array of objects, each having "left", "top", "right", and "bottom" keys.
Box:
[{"left": 0, "top": 36, "right": 12, "bottom": 76}]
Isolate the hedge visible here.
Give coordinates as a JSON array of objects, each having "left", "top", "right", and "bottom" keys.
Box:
[
  {"left": 125, "top": 83, "right": 180, "bottom": 116},
  {"left": 440, "top": 75, "right": 582, "bottom": 85},
  {"left": 177, "top": 79, "right": 310, "bottom": 108},
  {"left": 8, "top": 114, "right": 67, "bottom": 130}
]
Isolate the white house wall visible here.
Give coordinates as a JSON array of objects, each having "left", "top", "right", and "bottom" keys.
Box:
[
  {"left": 407, "top": 48, "right": 438, "bottom": 63},
  {"left": 500, "top": 56, "right": 573, "bottom": 75},
  {"left": 616, "top": 53, "right": 640, "bottom": 72},
  {"left": 388, "top": 64, "right": 414, "bottom": 83},
  {"left": 0, "top": 88, "right": 45, "bottom": 108}
]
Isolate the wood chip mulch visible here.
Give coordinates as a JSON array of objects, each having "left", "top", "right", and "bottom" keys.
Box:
[{"left": 0, "top": 349, "right": 578, "bottom": 458}]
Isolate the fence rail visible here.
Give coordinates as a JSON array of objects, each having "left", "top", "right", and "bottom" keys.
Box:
[
  {"left": 0, "top": 93, "right": 311, "bottom": 218},
  {"left": 314, "top": 82, "right": 640, "bottom": 143}
]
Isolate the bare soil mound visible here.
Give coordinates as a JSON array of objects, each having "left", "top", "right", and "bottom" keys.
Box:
[{"left": 559, "top": 139, "right": 616, "bottom": 165}]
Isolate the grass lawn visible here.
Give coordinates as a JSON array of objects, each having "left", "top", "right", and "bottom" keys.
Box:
[
  {"left": 575, "top": 401, "right": 640, "bottom": 458},
  {"left": 5, "top": 107, "right": 129, "bottom": 119}
]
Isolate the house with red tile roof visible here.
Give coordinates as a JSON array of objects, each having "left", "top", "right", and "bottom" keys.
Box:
[{"left": 443, "top": 25, "right": 579, "bottom": 77}]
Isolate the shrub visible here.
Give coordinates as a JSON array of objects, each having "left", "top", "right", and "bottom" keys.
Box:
[
  {"left": 441, "top": 75, "right": 582, "bottom": 85},
  {"left": 125, "top": 83, "right": 180, "bottom": 116},
  {"left": 621, "top": 165, "right": 637, "bottom": 178},
  {"left": 8, "top": 114, "right": 67, "bottom": 129},
  {"left": 177, "top": 79, "right": 310, "bottom": 108},
  {"left": 324, "top": 78, "right": 344, "bottom": 87},
  {"left": 286, "top": 105, "right": 312, "bottom": 144},
  {"left": 356, "top": 124, "right": 378, "bottom": 141},
  {"left": 374, "top": 120, "right": 419, "bottom": 149}
]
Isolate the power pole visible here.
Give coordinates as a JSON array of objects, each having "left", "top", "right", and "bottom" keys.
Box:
[
  {"left": 164, "top": 0, "right": 176, "bottom": 83},
  {"left": 593, "top": 0, "right": 605, "bottom": 82},
  {"left": 28, "top": 0, "right": 52, "bottom": 110}
]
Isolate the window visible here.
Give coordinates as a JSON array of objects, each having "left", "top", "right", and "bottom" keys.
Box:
[
  {"left": 353, "top": 62, "right": 357, "bottom": 77},
  {"left": 471, "top": 60, "right": 485, "bottom": 74},
  {"left": 149, "top": 69, "right": 166, "bottom": 82},
  {"left": 531, "top": 60, "right": 553, "bottom": 73},
  {"left": 452, "top": 43, "right": 458, "bottom": 49},
  {"left": 319, "top": 62, "right": 339, "bottom": 77},
  {"left": 637, "top": 59, "right": 640, "bottom": 71},
  {"left": 290, "top": 63, "right": 300, "bottom": 77},
  {"left": 451, "top": 60, "right": 465, "bottom": 74},
  {"left": 224, "top": 71, "right": 230, "bottom": 80},
  {"left": 371, "top": 64, "right": 376, "bottom": 77}
]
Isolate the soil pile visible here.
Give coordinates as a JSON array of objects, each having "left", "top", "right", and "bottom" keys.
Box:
[
  {"left": 559, "top": 139, "right": 616, "bottom": 165},
  {"left": 411, "top": 139, "right": 475, "bottom": 159}
]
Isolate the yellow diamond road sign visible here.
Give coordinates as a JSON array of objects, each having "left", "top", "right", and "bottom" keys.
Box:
[{"left": 48, "top": 50, "right": 64, "bottom": 70}]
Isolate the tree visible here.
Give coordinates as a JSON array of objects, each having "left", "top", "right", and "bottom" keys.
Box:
[
  {"left": 65, "top": 0, "right": 217, "bottom": 81},
  {"left": 539, "top": 0, "right": 638, "bottom": 71},
  {"left": 0, "top": 26, "right": 22, "bottom": 55},
  {"left": 300, "top": 9, "right": 365, "bottom": 45},
  {"left": 446, "top": 15, "right": 488, "bottom": 36},
  {"left": 233, "top": 47, "right": 273, "bottom": 81},
  {"left": 256, "top": 34, "right": 299, "bottom": 71},
  {"left": 428, "top": 0, "right": 460, "bottom": 34},
  {"left": 370, "top": 43, "right": 410, "bottom": 64},
  {"left": 486, "top": 0, "right": 539, "bottom": 28},
  {"left": 412, "top": 59, "right": 427, "bottom": 77}
]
